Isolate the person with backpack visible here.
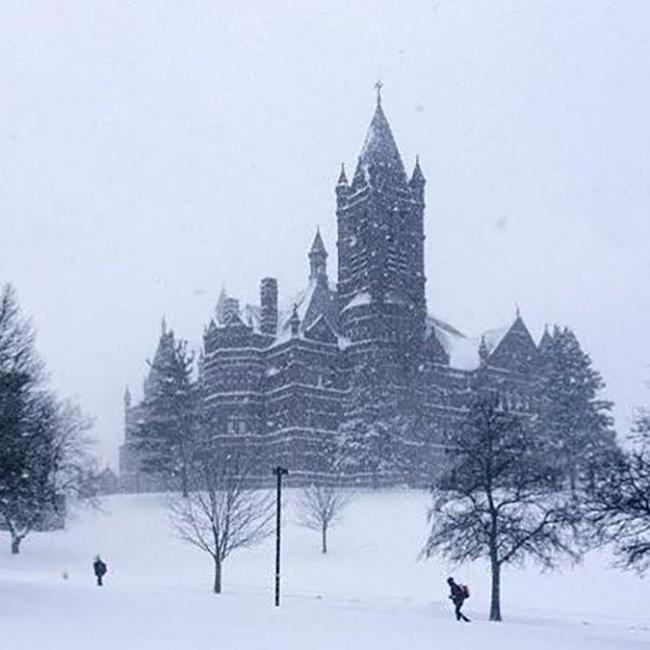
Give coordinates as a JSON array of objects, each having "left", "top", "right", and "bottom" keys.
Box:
[
  {"left": 447, "top": 577, "right": 470, "bottom": 622},
  {"left": 93, "top": 555, "right": 108, "bottom": 587}
]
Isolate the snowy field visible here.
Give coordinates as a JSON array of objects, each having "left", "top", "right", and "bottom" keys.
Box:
[{"left": 1, "top": 490, "right": 648, "bottom": 650}]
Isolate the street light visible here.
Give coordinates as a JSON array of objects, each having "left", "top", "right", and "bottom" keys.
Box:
[{"left": 272, "top": 465, "right": 289, "bottom": 607}]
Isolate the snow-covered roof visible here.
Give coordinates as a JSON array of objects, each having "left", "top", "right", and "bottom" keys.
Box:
[
  {"left": 427, "top": 315, "right": 517, "bottom": 371},
  {"left": 341, "top": 291, "right": 371, "bottom": 313},
  {"left": 211, "top": 286, "right": 527, "bottom": 367},
  {"left": 270, "top": 277, "right": 338, "bottom": 346}
]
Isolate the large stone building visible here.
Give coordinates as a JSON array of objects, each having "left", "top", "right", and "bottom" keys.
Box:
[{"left": 119, "top": 91, "right": 543, "bottom": 490}]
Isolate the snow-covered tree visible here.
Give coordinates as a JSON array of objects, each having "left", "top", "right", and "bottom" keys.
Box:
[
  {"left": 537, "top": 326, "right": 617, "bottom": 493},
  {"left": 0, "top": 285, "right": 95, "bottom": 553},
  {"left": 296, "top": 484, "right": 351, "bottom": 554},
  {"left": 169, "top": 446, "right": 273, "bottom": 593},
  {"left": 134, "top": 325, "right": 196, "bottom": 496},
  {"left": 424, "top": 390, "right": 580, "bottom": 621},
  {"left": 336, "top": 355, "right": 415, "bottom": 487}
]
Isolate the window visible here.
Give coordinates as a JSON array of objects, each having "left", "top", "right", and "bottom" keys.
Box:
[{"left": 227, "top": 417, "right": 248, "bottom": 435}]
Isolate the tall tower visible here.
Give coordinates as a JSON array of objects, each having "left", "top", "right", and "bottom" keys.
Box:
[{"left": 336, "top": 86, "right": 427, "bottom": 368}]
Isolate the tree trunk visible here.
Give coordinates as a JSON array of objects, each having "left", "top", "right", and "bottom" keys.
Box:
[
  {"left": 321, "top": 524, "right": 328, "bottom": 554},
  {"left": 213, "top": 557, "right": 222, "bottom": 594},
  {"left": 489, "top": 557, "right": 502, "bottom": 621},
  {"left": 11, "top": 535, "right": 22, "bottom": 555},
  {"left": 181, "top": 465, "right": 189, "bottom": 498}
]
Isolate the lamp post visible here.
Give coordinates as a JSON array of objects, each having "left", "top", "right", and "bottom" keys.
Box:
[{"left": 272, "top": 465, "right": 289, "bottom": 607}]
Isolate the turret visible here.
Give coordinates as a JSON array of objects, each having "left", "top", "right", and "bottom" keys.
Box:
[
  {"left": 336, "top": 162, "right": 349, "bottom": 206},
  {"left": 478, "top": 335, "right": 489, "bottom": 368},
  {"left": 409, "top": 156, "right": 425, "bottom": 203},
  {"left": 260, "top": 277, "right": 278, "bottom": 335},
  {"left": 308, "top": 229, "right": 328, "bottom": 281},
  {"left": 289, "top": 305, "right": 300, "bottom": 337},
  {"left": 538, "top": 324, "right": 553, "bottom": 356},
  {"left": 350, "top": 156, "right": 368, "bottom": 192}
]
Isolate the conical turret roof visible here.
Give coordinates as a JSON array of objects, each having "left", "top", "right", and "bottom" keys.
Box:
[
  {"left": 352, "top": 97, "right": 409, "bottom": 192},
  {"left": 309, "top": 228, "right": 327, "bottom": 257}
]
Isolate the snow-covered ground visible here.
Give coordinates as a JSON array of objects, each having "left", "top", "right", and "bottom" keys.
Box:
[{"left": 0, "top": 490, "right": 648, "bottom": 649}]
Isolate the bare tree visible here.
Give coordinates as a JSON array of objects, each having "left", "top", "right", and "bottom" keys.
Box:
[
  {"left": 584, "top": 412, "right": 650, "bottom": 572},
  {"left": 297, "top": 484, "right": 351, "bottom": 554},
  {"left": 169, "top": 449, "right": 273, "bottom": 593},
  {"left": 423, "top": 390, "right": 580, "bottom": 621}
]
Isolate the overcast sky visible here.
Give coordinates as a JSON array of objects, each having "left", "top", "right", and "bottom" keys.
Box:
[{"left": 2, "top": 1, "right": 649, "bottom": 465}]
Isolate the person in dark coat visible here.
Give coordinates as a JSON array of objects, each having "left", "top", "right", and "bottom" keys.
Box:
[
  {"left": 447, "top": 577, "right": 470, "bottom": 622},
  {"left": 93, "top": 555, "right": 107, "bottom": 586}
]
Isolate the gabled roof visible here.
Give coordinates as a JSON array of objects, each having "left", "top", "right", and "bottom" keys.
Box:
[
  {"left": 304, "top": 314, "right": 337, "bottom": 344},
  {"left": 426, "top": 313, "right": 538, "bottom": 372},
  {"left": 484, "top": 315, "right": 539, "bottom": 373},
  {"left": 425, "top": 326, "right": 450, "bottom": 365},
  {"left": 275, "top": 277, "right": 338, "bottom": 343}
]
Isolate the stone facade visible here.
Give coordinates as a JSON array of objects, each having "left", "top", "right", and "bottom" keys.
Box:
[{"left": 119, "top": 94, "right": 542, "bottom": 490}]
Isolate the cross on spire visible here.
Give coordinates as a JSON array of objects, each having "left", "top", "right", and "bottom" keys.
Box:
[{"left": 375, "top": 80, "right": 383, "bottom": 106}]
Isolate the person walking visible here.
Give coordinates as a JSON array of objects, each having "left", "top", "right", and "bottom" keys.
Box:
[
  {"left": 93, "top": 555, "right": 108, "bottom": 587},
  {"left": 447, "top": 577, "right": 470, "bottom": 622}
]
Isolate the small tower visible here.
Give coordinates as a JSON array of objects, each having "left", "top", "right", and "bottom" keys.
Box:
[
  {"left": 478, "top": 335, "right": 489, "bottom": 368},
  {"left": 289, "top": 305, "right": 300, "bottom": 337},
  {"left": 409, "top": 156, "right": 426, "bottom": 204},
  {"left": 309, "top": 229, "right": 328, "bottom": 281},
  {"left": 350, "top": 156, "right": 368, "bottom": 192},
  {"left": 336, "top": 163, "right": 350, "bottom": 207},
  {"left": 538, "top": 324, "right": 553, "bottom": 356},
  {"left": 260, "top": 277, "right": 278, "bottom": 335}
]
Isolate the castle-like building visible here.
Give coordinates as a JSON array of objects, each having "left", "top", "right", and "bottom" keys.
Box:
[{"left": 119, "top": 91, "right": 544, "bottom": 491}]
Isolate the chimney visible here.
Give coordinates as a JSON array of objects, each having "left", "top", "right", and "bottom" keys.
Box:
[{"left": 260, "top": 278, "right": 278, "bottom": 335}]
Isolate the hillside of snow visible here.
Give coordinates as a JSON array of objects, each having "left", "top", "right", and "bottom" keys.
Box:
[{"left": 0, "top": 490, "right": 648, "bottom": 650}]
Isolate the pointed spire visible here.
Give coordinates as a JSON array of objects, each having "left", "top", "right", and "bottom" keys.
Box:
[
  {"left": 351, "top": 156, "right": 368, "bottom": 190},
  {"left": 479, "top": 335, "right": 489, "bottom": 367},
  {"left": 161, "top": 316, "right": 167, "bottom": 336},
  {"left": 410, "top": 155, "right": 425, "bottom": 185},
  {"left": 337, "top": 163, "right": 348, "bottom": 186},
  {"left": 124, "top": 385, "right": 132, "bottom": 410},
  {"left": 289, "top": 304, "right": 300, "bottom": 337},
  {"left": 352, "top": 86, "right": 409, "bottom": 191},
  {"left": 215, "top": 287, "right": 228, "bottom": 323},
  {"left": 375, "top": 80, "right": 383, "bottom": 107},
  {"left": 515, "top": 303, "right": 521, "bottom": 319},
  {"left": 310, "top": 228, "right": 327, "bottom": 257},
  {"left": 539, "top": 324, "right": 553, "bottom": 354}
]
